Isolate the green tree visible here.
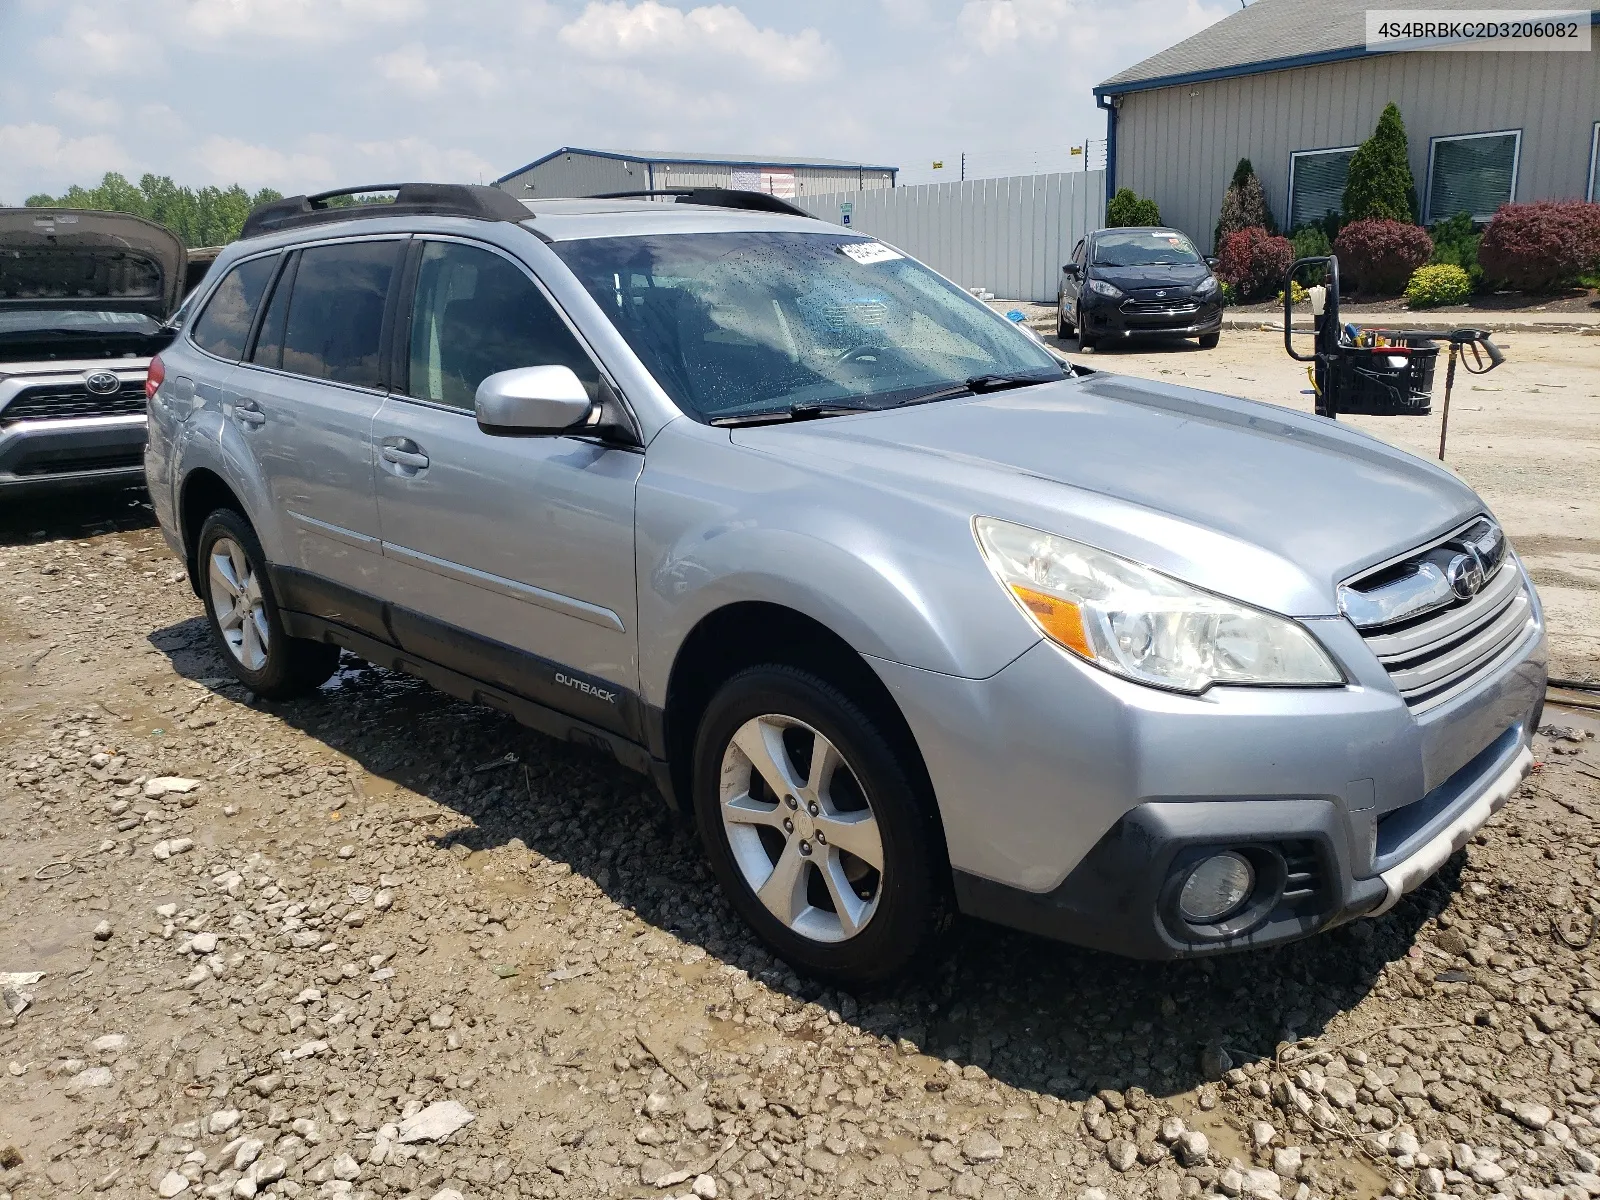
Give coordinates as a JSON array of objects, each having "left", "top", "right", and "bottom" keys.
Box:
[
  {"left": 24, "top": 172, "right": 282, "bottom": 247},
  {"left": 1106, "top": 187, "right": 1161, "bottom": 227},
  {"left": 1342, "top": 103, "right": 1418, "bottom": 223},
  {"left": 1214, "top": 157, "right": 1275, "bottom": 250}
]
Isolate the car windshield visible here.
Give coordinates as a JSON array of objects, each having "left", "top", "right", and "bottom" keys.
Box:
[
  {"left": 1092, "top": 231, "right": 1202, "bottom": 267},
  {"left": 552, "top": 231, "right": 1065, "bottom": 421},
  {"left": 0, "top": 310, "right": 164, "bottom": 338}
]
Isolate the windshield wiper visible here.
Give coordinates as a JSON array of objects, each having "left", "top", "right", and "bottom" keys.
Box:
[
  {"left": 893, "top": 370, "right": 1066, "bottom": 408},
  {"left": 709, "top": 401, "right": 877, "bottom": 428}
]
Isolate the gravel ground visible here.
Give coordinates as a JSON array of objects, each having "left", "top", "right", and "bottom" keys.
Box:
[{"left": 2, "top": 478, "right": 1598, "bottom": 1200}]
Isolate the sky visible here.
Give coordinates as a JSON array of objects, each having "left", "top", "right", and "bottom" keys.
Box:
[{"left": 0, "top": 0, "right": 1236, "bottom": 204}]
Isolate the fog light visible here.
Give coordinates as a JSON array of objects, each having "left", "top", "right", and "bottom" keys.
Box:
[{"left": 1178, "top": 852, "right": 1254, "bottom": 924}]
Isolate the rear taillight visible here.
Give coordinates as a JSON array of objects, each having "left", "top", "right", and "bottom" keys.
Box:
[{"left": 145, "top": 354, "right": 166, "bottom": 401}]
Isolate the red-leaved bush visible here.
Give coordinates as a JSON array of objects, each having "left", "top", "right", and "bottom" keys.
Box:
[
  {"left": 1332, "top": 218, "right": 1432, "bottom": 293},
  {"left": 1477, "top": 200, "right": 1600, "bottom": 291},
  {"left": 1215, "top": 226, "right": 1293, "bottom": 302}
]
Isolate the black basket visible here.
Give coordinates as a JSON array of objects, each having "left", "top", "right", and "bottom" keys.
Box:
[{"left": 1328, "top": 341, "right": 1437, "bottom": 416}]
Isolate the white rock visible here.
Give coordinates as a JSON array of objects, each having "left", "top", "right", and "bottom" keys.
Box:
[
  {"left": 331, "top": 1153, "right": 360, "bottom": 1181},
  {"left": 157, "top": 1169, "right": 191, "bottom": 1197},
  {"left": 1242, "top": 1167, "right": 1283, "bottom": 1198},
  {"left": 253, "top": 1155, "right": 287, "bottom": 1184},
  {"left": 190, "top": 932, "right": 218, "bottom": 954},
  {"left": 429, "top": 1191, "right": 464, "bottom": 1200},
  {"left": 1273, "top": 1147, "right": 1302, "bottom": 1177},
  {"left": 208, "top": 1109, "right": 241, "bottom": 1134},
  {"left": 65, "top": 1065, "right": 114, "bottom": 1095},
  {"left": 1252, "top": 1121, "right": 1277, "bottom": 1147},
  {"left": 692, "top": 1176, "right": 718, "bottom": 1200},
  {"left": 1175, "top": 1130, "right": 1210, "bottom": 1166},
  {"left": 92, "top": 1034, "right": 126, "bottom": 1054},
  {"left": 233, "top": 1140, "right": 264, "bottom": 1172},
  {"left": 396, "top": 1100, "right": 475, "bottom": 1144},
  {"left": 155, "top": 903, "right": 178, "bottom": 918},
  {"left": 1159, "top": 1116, "right": 1186, "bottom": 1144},
  {"left": 1470, "top": 1161, "right": 1507, "bottom": 1184},
  {"left": 145, "top": 776, "right": 201, "bottom": 798}
]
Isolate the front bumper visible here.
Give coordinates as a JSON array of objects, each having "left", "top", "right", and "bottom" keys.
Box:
[
  {"left": 1081, "top": 292, "right": 1223, "bottom": 339},
  {"left": 0, "top": 414, "right": 148, "bottom": 496},
  {"left": 870, "top": 585, "right": 1546, "bottom": 959}
]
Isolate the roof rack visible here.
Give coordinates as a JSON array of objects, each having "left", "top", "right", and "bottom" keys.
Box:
[
  {"left": 589, "top": 188, "right": 813, "bottom": 219},
  {"left": 239, "top": 183, "right": 530, "bottom": 240}
]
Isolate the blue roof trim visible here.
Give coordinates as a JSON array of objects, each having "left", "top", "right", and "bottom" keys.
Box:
[
  {"left": 496, "top": 146, "right": 898, "bottom": 184},
  {"left": 1096, "top": 10, "right": 1600, "bottom": 97}
]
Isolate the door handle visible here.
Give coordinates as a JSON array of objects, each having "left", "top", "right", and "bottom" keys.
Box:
[
  {"left": 232, "top": 400, "right": 265, "bottom": 427},
  {"left": 381, "top": 443, "right": 430, "bottom": 470}
]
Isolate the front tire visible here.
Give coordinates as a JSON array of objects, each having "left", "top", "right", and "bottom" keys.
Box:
[
  {"left": 692, "top": 665, "right": 947, "bottom": 985},
  {"left": 1198, "top": 330, "right": 1221, "bottom": 349},
  {"left": 197, "top": 508, "right": 339, "bottom": 700},
  {"left": 1076, "top": 304, "right": 1096, "bottom": 350},
  {"left": 1056, "top": 298, "right": 1074, "bottom": 339}
]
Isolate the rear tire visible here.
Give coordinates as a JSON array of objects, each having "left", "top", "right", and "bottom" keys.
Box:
[
  {"left": 692, "top": 665, "right": 948, "bottom": 985},
  {"left": 197, "top": 508, "right": 339, "bottom": 700},
  {"left": 1198, "top": 330, "right": 1221, "bottom": 349}
]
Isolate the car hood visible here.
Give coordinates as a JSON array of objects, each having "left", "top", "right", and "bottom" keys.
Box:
[
  {"left": 1088, "top": 261, "right": 1211, "bottom": 293},
  {"left": 729, "top": 373, "right": 1486, "bottom": 616},
  {"left": 0, "top": 208, "right": 186, "bottom": 319}
]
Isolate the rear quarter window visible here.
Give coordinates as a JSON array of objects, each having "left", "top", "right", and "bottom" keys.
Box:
[{"left": 190, "top": 254, "right": 279, "bottom": 360}]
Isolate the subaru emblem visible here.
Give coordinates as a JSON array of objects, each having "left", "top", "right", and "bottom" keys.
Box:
[
  {"left": 84, "top": 371, "right": 121, "bottom": 395},
  {"left": 1445, "top": 549, "right": 1486, "bottom": 600}
]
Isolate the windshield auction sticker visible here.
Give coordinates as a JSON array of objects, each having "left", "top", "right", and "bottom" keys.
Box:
[
  {"left": 1366, "top": 10, "right": 1590, "bottom": 50},
  {"left": 838, "top": 242, "right": 904, "bottom": 264}
]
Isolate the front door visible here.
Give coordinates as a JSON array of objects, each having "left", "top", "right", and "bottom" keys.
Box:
[
  {"left": 228, "top": 238, "right": 404, "bottom": 621},
  {"left": 371, "top": 237, "right": 643, "bottom": 737}
]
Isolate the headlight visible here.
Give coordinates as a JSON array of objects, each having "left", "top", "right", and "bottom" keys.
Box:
[
  {"left": 972, "top": 517, "right": 1343, "bottom": 693},
  {"left": 1086, "top": 278, "right": 1123, "bottom": 299},
  {"left": 1195, "top": 275, "right": 1219, "bottom": 297}
]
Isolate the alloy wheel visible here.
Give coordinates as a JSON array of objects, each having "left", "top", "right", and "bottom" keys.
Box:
[
  {"left": 207, "top": 536, "right": 270, "bottom": 671},
  {"left": 719, "top": 714, "right": 884, "bottom": 943}
]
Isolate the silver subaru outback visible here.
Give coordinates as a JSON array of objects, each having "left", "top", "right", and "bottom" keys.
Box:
[{"left": 144, "top": 183, "right": 1546, "bottom": 984}]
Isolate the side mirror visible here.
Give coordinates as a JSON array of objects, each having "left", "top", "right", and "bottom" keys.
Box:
[
  {"left": 1062, "top": 263, "right": 1079, "bottom": 277},
  {"left": 1204, "top": 255, "right": 1219, "bottom": 269},
  {"left": 476, "top": 365, "right": 592, "bottom": 436}
]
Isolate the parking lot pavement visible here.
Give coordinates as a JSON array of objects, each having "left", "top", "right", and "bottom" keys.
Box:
[{"left": 1, "top": 459, "right": 1598, "bottom": 1198}]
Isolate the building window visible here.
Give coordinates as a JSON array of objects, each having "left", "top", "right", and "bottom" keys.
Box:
[
  {"left": 1588, "top": 123, "right": 1600, "bottom": 202},
  {"left": 1288, "top": 147, "right": 1358, "bottom": 230},
  {"left": 1427, "top": 130, "right": 1520, "bottom": 224}
]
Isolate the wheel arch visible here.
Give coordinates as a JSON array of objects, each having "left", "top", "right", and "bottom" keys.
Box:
[
  {"left": 659, "top": 601, "right": 950, "bottom": 867},
  {"left": 178, "top": 467, "right": 247, "bottom": 596}
]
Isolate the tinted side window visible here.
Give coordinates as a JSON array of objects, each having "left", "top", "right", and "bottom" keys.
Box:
[
  {"left": 250, "top": 253, "right": 296, "bottom": 370},
  {"left": 407, "top": 241, "right": 599, "bottom": 410},
  {"left": 281, "top": 242, "right": 399, "bottom": 388},
  {"left": 190, "top": 255, "right": 278, "bottom": 360}
]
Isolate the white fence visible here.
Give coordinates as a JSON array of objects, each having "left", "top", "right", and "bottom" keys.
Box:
[{"left": 795, "top": 171, "right": 1105, "bottom": 303}]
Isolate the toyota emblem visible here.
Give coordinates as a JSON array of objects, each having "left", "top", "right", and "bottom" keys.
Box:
[
  {"left": 84, "top": 371, "right": 121, "bottom": 395},
  {"left": 1446, "top": 549, "right": 1486, "bottom": 600}
]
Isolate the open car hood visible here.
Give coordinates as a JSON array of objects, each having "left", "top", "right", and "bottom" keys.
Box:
[{"left": 0, "top": 208, "right": 187, "bottom": 319}]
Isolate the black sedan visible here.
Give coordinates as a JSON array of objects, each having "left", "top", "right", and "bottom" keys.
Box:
[{"left": 1057, "top": 227, "right": 1223, "bottom": 350}]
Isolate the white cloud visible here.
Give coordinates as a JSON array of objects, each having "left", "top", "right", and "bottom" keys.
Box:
[
  {"left": 0, "top": 123, "right": 131, "bottom": 201},
  {"left": 52, "top": 90, "right": 122, "bottom": 127},
  {"left": 376, "top": 44, "right": 497, "bottom": 97},
  {"left": 194, "top": 136, "right": 339, "bottom": 191},
  {"left": 559, "top": 2, "right": 833, "bottom": 82},
  {"left": 177, "top": 0, "right": 426, "bottom": 44},
  {"left": 192, "top": 133, "right": 497, "bottom": 193}
]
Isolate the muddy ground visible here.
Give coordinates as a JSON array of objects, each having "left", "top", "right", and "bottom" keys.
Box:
[{"left": 3, "top": 331, "right": 1600, "bottom": 1200}]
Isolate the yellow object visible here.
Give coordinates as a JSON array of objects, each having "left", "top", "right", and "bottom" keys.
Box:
[
  {"left": 932, "top": 160, "right": 944, "bottom": 169},
  {"left": 1009, "top": 584, "right": 1093, "bottom": 658}
]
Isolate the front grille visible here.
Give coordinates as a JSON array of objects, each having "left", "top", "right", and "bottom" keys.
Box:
[
  {"left": 0, "top": 379, "right": 147, "bottom": 426},
  {"left": 1119, "top": 298, "right": 1200, "bottom": 316},
  {"left": 1346, "top": 522, "right": 1534, "bottom": 710}
]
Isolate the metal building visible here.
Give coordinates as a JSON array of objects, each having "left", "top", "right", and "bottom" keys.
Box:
[
  {"left": 495, "top": 148, "right": 897, "bottom": 200},
  {"left": 1095, "top": 0, "right": 1600, "bottom": 246}
]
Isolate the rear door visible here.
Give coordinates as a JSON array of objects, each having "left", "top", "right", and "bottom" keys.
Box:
[
  {"left": 370, "top": 237, "right": 643, "bottom": 737},
  {"left": 229, "top": 237, "right": 404, "bottom": 625}
]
